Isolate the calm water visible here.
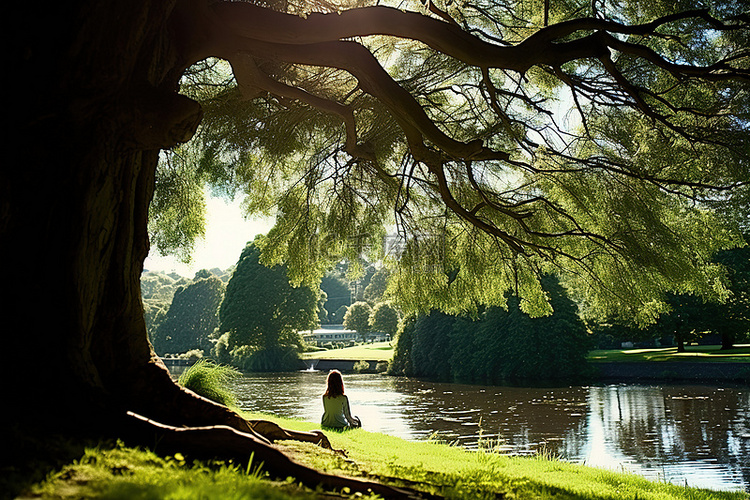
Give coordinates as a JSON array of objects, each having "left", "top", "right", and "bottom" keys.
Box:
[{"left": 229, "top": 372, "right": 750, "bottom": 492}]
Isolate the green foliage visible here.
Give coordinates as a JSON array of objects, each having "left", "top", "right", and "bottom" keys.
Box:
[
  {"left": 352, "top": 360, "right": 371, "bottom": 372},
  {"left": 343, "top": 301, "right": 373, "bottom": 341},
  {"left": 177, "top": 359, "right": 240, "bottom": 408},
  {"left": 591, "top": 236, "right": 750, "bottom": 349},
  {"left": 363, "top": 267, "right": 391, "bottom": 303},
  {"left": 317, "top": 290, "right": 329, "bottom": 323},
  {"left": 333, "top": 305, "right": 349, "bottom": 324},
  {"left": 229, "top": 345, "right": 302, "bottom": 372},
  {"left": 709, "top": 237, "right": 750, "bottom": 346},
  {"left": 320, "top": 272, "right": 351, "bottom": 323},
  {"left": 410, "top": 311, "right": 455, "bottom": 381},
  {"left": 151, "top": 1, "right": 748, "bottom": 332},
  {"left": 388, "top": 316, "right": 416, "bottom": 376},
  {"left": 151, "top": 272, "right": 225, "bottom": 355},
  {"left": 646, "top": 240, "right": 750, "bottom": 348},
  {"left": 141, "top": 270, "right": 191, "bottom": 335},
  {"left": 179, "top": 349, "right": 205, "bottom": 360},
  {"left": 217, "top": 239, "right": 319, "bottom": 370},
  {"left": 142, "top": 300, "right": 169, "bottom": 338},
  {"left": 369, "top": 302, "right": 400, "bottom": 338},
  {"left": 551, "top": 108, "right": 748, "bottom": 325},
  {"left": 141, "top": 271, "right": 190, "bottom": 302},
  {"left": 148, "top": 147, "right": 208, "bottom": 263},
  {"left": 392, "top": 276, "right": 592, "bottom": 382}
]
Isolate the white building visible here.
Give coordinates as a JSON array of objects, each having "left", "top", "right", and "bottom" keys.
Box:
[{"left": 302, "top": 325, "right": 358, "bottom": 346}]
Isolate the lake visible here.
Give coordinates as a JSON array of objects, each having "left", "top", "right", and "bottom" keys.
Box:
[{"left": 229, "top": 371, "right": 750, "bottom": 492}]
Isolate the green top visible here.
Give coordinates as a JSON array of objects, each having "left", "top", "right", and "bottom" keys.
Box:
[{"left": 321, "top": 395, "right": 356, "bottom": 428}]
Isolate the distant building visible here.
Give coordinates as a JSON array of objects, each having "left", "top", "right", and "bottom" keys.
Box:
[
  {"left": 302, "top": 325, "right": 390, "bottom": 345},
  {"left": 303, "top": 325, "right": 358, "bottom": 346}
]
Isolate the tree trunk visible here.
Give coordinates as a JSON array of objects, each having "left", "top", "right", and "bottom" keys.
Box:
[
  {"left": 675, "top": 327, "right": 686, "bottom": 353},
  {"left": 720, "top": 331, "right": 735, "bottom": 350},
  {"left": 6, "top": 0, "right": 189, "bottom": 429},
  {"left": 4, "top": 2, "right": 424, "bottom": 497}
]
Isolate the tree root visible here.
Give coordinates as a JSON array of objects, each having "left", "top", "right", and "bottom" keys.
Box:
[
  {"left": 124, "top": 411, "right": 439, "bottom": 499},
  {"left": 242, "top": 419, "right": 337, "bottom": 452}
]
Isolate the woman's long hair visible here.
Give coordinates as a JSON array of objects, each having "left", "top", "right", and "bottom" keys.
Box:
[{"left": 324, "top": 369, "right": 345, "bottom": 398}]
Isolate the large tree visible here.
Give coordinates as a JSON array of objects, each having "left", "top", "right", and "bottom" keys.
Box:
[
  {"left": 5, "top": 0, "right": 748, "bottom": 496},
  {"left": 217, "top": 240, "right": 318, "bottom": 369},
  {"left": 343, "top": 301, "right": 374, "bottom": 342},
  {"left": 370, "top": 301, "right": 401, "bottom": 339},
  {"left": 151, "top": 270, "right": 225, "bottom": 355}
]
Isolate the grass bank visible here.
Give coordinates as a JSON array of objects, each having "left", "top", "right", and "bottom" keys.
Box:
[
  {"left": 303, "top": 342, "right": 750, "bottom": 364},
  {"left": 587, "top": 345, "right": 750, "bottom": 363},
  {"left": 302, "top": 341, "right": 394, "bottom": 361},
  {"left": 24, "top": 413, "right": 747, "bottom": 500}
]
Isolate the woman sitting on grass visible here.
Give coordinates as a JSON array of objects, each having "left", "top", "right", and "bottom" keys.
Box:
[{"left": 321, "top": 370, "right": 361, "bottom": 429}]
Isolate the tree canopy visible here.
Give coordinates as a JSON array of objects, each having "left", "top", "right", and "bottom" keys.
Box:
[
  {"left": 369, "top": 301, "right": 401, "bottom": 338},
  {"left": 154, "top": 0, "right": 749, "bottom": 326},
  {"left": 343, "top": 301, "right": 373, "bottom": 341},
  {"left": 150, "top": 271, "right": 225, "bottom": 355},
  {"left": 391, "top": 275, "right": 590, "bottom": 382},
  {"left": 217, "top": 240, "right": 319, "bottom": 369}
]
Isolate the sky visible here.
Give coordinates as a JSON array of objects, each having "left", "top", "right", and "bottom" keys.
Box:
[{"left": 143, "top": 194, "right": 273, "bottom": 277}]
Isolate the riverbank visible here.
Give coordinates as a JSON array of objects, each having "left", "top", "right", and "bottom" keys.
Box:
[
  {"left": 587, "top": 345, "right": 750, "bottom": 363},
  {"left": 587, "top": 345, "right": 750, "bottom": 382},
  {"left": 301, "top": 343, "right": 750, "bottom": 381},
  {"left": 302, "top": 341, "right": 394, "bottom": 361},
  {"left": 21, "top": 412, "right": 748, "bottom": 500}
]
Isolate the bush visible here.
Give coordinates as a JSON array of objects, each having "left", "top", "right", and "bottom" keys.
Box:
[
  {"left": 353, "top": 360, "right": 370, "bottom": 373},
  {"left": 303, "top": 345, "right": 327, "bottom": 353},
  {"left": 211, "top": 332, "right": 232, "bottom": 364},
  {"left": 231, "top": 345, "right": 301, "bottom": 372},
  {"left": 388, "top": 315, "right": 416, "bottom": 376},
  {"left": 178, "top": 349, "right": 204, "bottom": 360},
  {"left": 177, "top": 359, "right": 240, "bottom": 408}
]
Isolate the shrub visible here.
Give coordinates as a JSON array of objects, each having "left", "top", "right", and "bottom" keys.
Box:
[
  {"left": 353, "top": 360, "right": 370, "bottom": 373},
  {"left": 177, "top": 359, "right": 240, "bottom": 408},
  {"left": 178, "top": 349, "right": 204, "bottom": 360},
  {"left": 231, "top": 345, "right": 301, "bottom": 372}
]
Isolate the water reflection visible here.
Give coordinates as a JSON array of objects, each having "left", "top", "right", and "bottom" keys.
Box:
[
  {"left": 585, "top": 385, "right": 750, "bottom": 490},
  {"left": 230, "top": 372, "right": 749, "bottom": 492}
]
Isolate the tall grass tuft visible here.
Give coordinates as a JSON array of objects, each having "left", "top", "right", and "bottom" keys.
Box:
[{"left": 178, "top": 359, "right": 240, "bottom": 409}]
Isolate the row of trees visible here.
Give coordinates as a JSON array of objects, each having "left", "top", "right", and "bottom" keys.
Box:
[
  {"left": 343, "top": 300, "right": 401, "bottom": 342},
  {"left": 145, "top": 239, "right": 319, "bottom": 370},
  {"left": 390, "top": 276, "right": 592, "bottom": 382},
  {"left": 144, "top": 238, "right": 403, "bottom": 370},
  {"left": 318, "top": 263, "right": 391, "bottom": 323},
  {"left": 144, "top": 232, "right": 748, "bottom": 377},
  {"left": 391, "top": 243, "right": 750, "bottom": 383},
  {"left": 147, "top": 270, "right": 226, "bottom": 355},
  {"left": 390, "top": 238, "right": 749, "bottom": 383},
  {"left": 593, "top": 238, "right": 750, "bottom": 351}
]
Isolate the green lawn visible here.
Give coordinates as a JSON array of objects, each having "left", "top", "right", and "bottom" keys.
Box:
[
  {"left": 24, "top": 413, "right": 747, "bottom": 500},
  {"left": 301, "top": 341, "right": 394, "bottom": 361},
  {"left": 587, "top": 344, "right": 750, "bottom": 363},
  {"left": 301, "top": 342, "right": 750, "bottom": 364}
]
